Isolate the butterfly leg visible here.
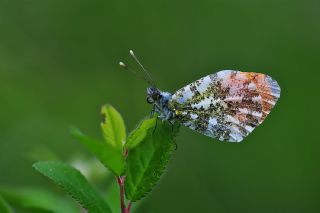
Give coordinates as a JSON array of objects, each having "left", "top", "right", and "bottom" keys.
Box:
[
  {"left": 150, "top": 104, "right": 156, "bottom": 118},
  {"left": 152, "top": 116, "right": 158, "bottom": 135},
  {"left": 169, "top": 126, "right": 178, "bottom": 150},
  {"left": 165, "top": 111, "right": 175, "bottom": 130},
  {"left": 166, "top": 119, "right": 178, "bottom": 150},
  {"left": 173, "top": 141, "right": 178, "bottom": 150},
  {"left": 168, "top": 120, "right": 174, "bottom": 131}
]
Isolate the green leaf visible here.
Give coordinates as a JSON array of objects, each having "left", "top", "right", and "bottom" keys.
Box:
[
  {"left": 33, "top": 161, "right": 112, "bottom": 213},
  {"left": 71, "top": 127, "right": 125, "bottom": 176},
  {"left": 0, "top": 186, "right": 78, "bottom": 213},
  {"left": 126, "top": 117, "right": 157, "bottom": 149},
  {"left": 0, "top": 195, "right": 12, "bottom": 213},
  {"left": 101, "top": 104, "right": 126, "bottom": 149},
  {"left": 105, "top": 179, "right": 120, "bottom": 213},
  {"left": 125, "top": 119, "right": 179, "bottom": 201}
]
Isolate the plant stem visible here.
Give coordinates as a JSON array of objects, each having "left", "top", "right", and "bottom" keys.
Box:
[
  {"left": 117, "top": 176, "right": 132, "bottom": 213},
  {"left": 127, "top": 202, "right": 132, "bottom": 212},
  {"left": 117, "top": 148, "right": 132, "bottom": 213},
  {"left": 117, "top": 176, "right": 126, "bottom": 213}
]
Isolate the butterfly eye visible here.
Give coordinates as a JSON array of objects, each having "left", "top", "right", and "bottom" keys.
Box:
[
  {"left": 153, "top": 93, "right": 161, "bottom": 101},
  {"left": 147, "top": 96, "right": 154, "bottom": 104}
]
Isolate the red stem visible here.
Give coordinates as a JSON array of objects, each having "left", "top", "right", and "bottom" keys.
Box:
[
  {"left": 116, "top": 176, "right": 133, "bottom": 213},
  {"left": 117, "top": 148, "right": 132, "bottom": 213},
  {"left": 127, "top": 202, "right": 132, "bottom": 212},
  {"left": 117, "top": 176, "right": 126, "bottom": 213}
]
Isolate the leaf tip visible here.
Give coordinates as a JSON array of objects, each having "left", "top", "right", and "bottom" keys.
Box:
[{"left": 69, "top": 126, "right": 83, "bottom": 138}]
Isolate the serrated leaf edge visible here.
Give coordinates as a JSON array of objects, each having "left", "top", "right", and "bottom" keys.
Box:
[
  {"left": 33, "top": 161, "right": 110, "bottom": 213},
  {"left": 126, "top": 123, "right": 179, "bottom": 201}
]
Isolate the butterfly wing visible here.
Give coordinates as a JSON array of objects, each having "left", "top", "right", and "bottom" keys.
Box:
[{"left": 168, "top": 70, "right": 280, "bottom": 142}]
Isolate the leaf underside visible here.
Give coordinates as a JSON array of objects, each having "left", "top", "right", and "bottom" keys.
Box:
[
  {"left": 125, "top": 119, "right": 180, "bottom": 201},
  {"left": 71, "top": 127, "right": 125, "bottom": 176},
  {"left": 101, "top": 104, "right": 126, "bottom": 148},
  {"left": 33, "top": 162, "right": 112, "bottom": 213},
  {"left": 126, "top": 117, "right": 157, "bottom": 149}
]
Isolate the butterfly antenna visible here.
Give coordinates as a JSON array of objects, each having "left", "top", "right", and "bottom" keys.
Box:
[
  {"left": 129, "top": 50, "right": 156, "bottom": 87},
  {"left": 119, "top": 61, "right": 153, "bottom": 85}
]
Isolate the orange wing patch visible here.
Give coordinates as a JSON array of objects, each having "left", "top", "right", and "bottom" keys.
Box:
[{"left": 245, "top": 72, "right": 280, "bottom": 120}]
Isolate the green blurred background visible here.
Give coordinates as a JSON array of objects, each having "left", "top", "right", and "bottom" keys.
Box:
[{"left": 0, "top": 0, "right": 319, "bottom": 212}]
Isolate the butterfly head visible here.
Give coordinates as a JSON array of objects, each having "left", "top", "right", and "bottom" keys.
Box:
[{"left": 146, "top": 87, "right": 161, "bottom": 104}]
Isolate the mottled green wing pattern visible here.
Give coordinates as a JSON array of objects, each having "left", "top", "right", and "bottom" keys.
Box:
[{"left": 168, "top": 70, "right": 280, "bottom": 142}]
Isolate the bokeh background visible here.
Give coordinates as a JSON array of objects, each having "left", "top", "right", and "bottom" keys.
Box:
[{"left": 1, "top": 0, "right": 320, "bottom": 212}]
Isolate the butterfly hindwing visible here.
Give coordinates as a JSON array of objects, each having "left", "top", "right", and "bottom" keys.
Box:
[{"left": 168, "top": 70, "right": 280, "bottom": 142}]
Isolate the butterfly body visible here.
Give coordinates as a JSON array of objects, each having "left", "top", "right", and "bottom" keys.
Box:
[
  {"left": 147, "top": 87, "right": 175, "bottom": 121},
  {"left": 147, "top": 70, "right": 280, "bottom": 142}
]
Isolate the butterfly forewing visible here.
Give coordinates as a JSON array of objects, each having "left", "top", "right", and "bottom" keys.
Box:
[{"left": 168, "top": 70, "right": 280, "bottom": 142}]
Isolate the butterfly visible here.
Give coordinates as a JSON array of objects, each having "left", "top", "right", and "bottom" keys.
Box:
[{"left": 120, "top": 50, "right": 281, "bottom": 142}]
